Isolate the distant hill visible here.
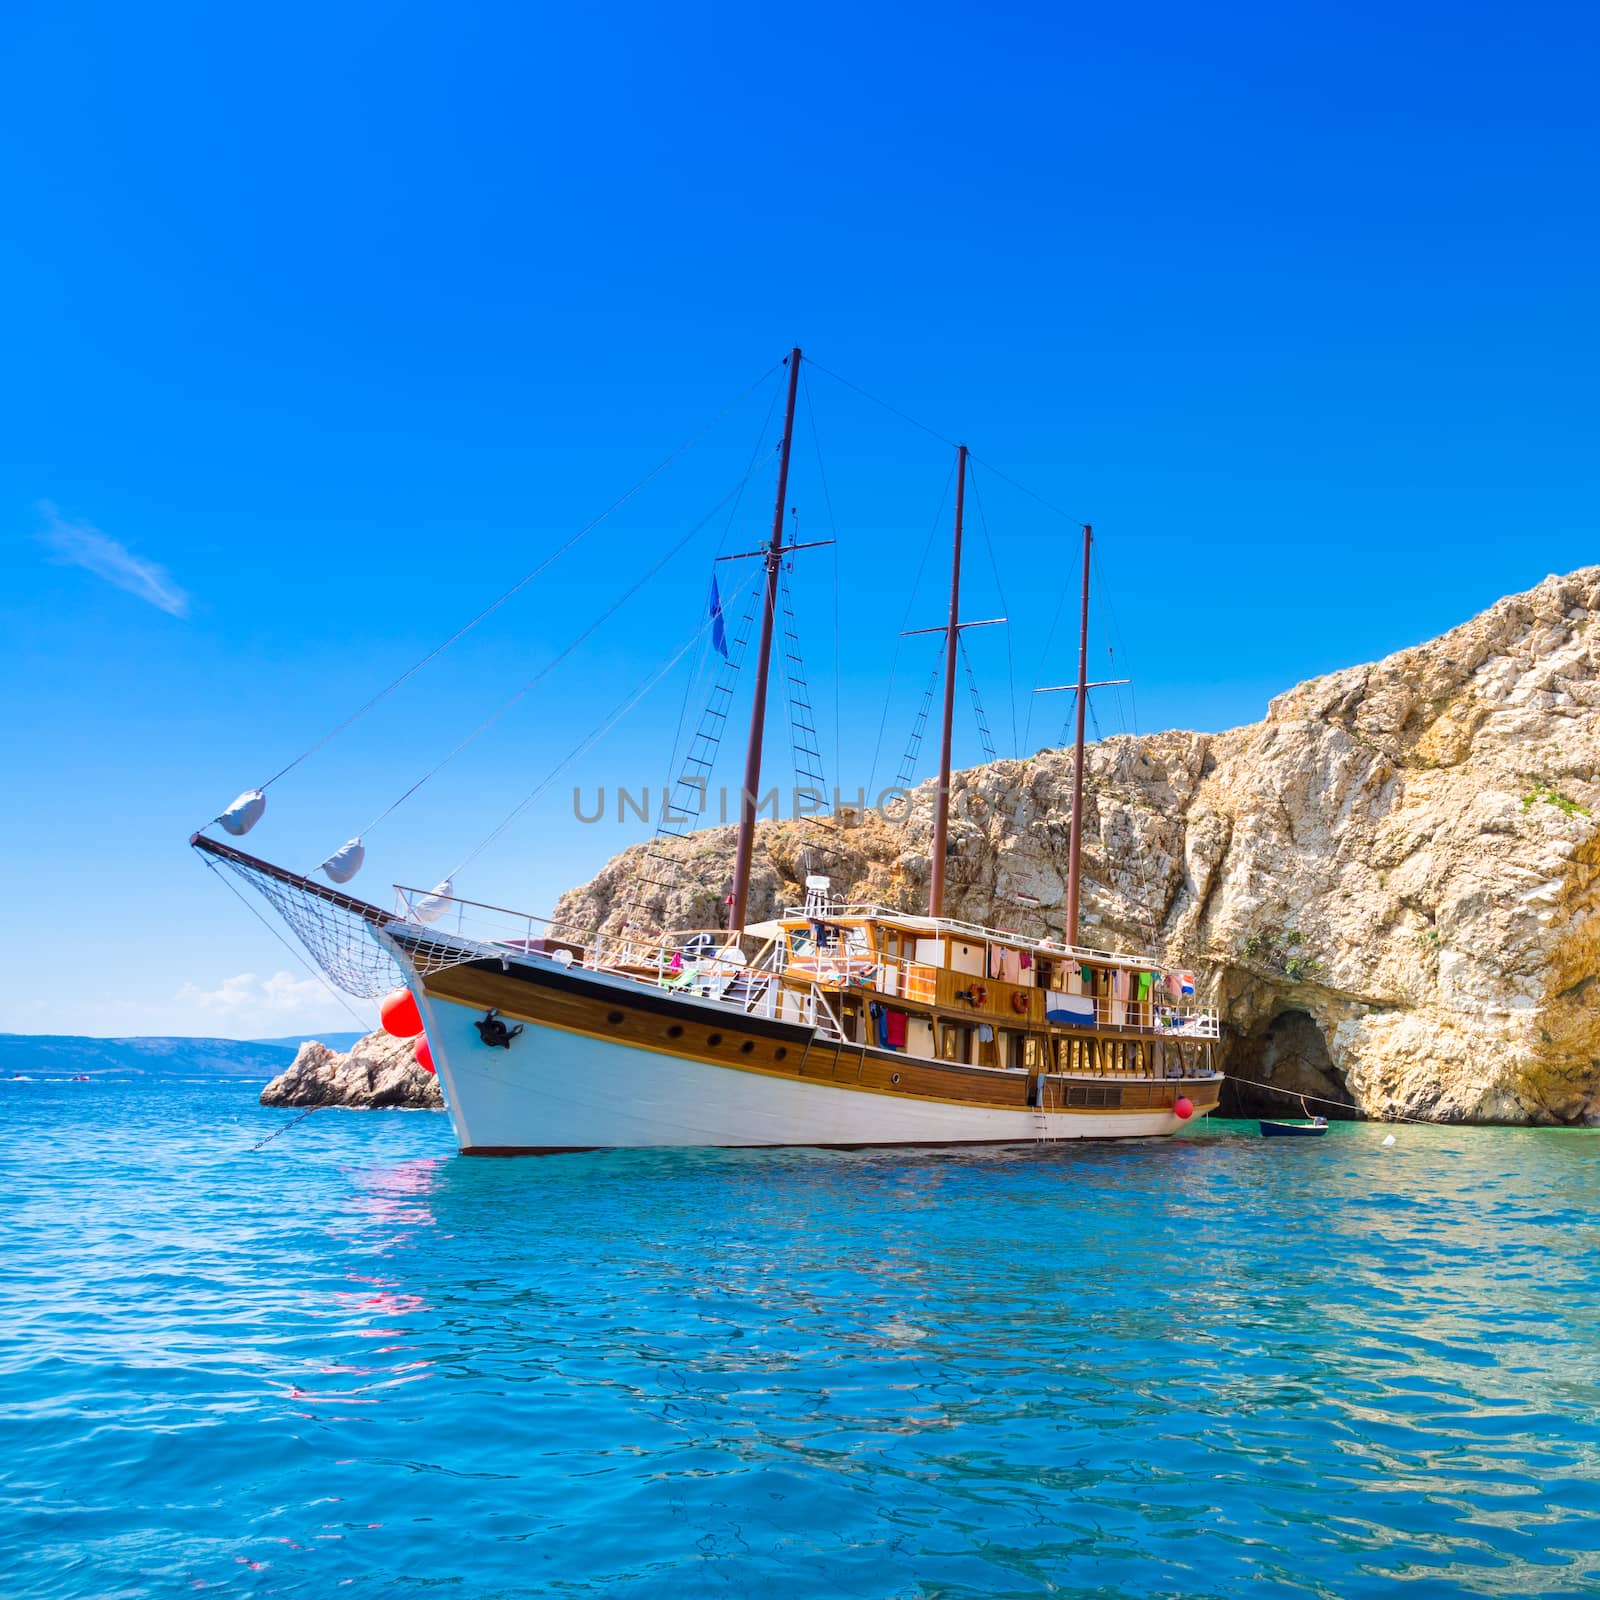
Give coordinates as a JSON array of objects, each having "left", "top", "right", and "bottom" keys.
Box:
[
  {"left": 252, "top": 1032, "right": 366, "bottom": 1053},
  {"left": 0, "top": 1033, "right": 357, "bottom": 1078}
]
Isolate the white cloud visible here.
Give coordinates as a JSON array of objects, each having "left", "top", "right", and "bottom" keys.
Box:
[
  {"left": 173, "top": 970, "right": 357, "bottom": 1036},
  {"left": 36, "top": 500, "right": 191, "bottom": 617}
]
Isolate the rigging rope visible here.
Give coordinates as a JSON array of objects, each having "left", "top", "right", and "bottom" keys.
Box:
[
  {"left": 657, "top": 379, "right": 786, "bottom": 818},
  {"left": 198, "top": 853, "right": 378, "bottom": 1033},
  {"left": 800, "top": 367, "right": 844, "bottom": 794},
  {"left": 246, "top": 359, "right": 784, "bottom": 799},
  {"left": 867, "top": 456, "right": 955, "bottom": 796},
  {"left": 957, "top": 631, "right": 998, "bottom": 764},
  {"left": 343, "top": 455, "right": 777, "bottom": 850},
  {"left": 966, "top": 465, "right": 1019, "bottom": 759},
  {"left": 894, "top": 645, "right": 945, "bottom": 793},
  {"left": 806, "top": 356, "right": 1092, "bottom": 523},
  {"left": 445, "top": 558, "right": 768, "bottom": 881}
]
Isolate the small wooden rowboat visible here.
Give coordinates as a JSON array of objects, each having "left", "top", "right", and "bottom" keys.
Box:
[
  {"left": 1258, "top": 1094, "right": 1330, "bottom": 1137},
  {"left": 1259, "top": 1116, "right": 1328, "bottom": 1138}
]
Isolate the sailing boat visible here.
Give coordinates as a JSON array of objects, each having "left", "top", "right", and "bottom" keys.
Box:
[{"left": 193, "top": 348, "right": 1223, "bottom": 1153}]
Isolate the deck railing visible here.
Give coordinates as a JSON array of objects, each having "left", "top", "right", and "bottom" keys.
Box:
[{"left": 780, "top": 901, "right": 1171, "bottom": 971}]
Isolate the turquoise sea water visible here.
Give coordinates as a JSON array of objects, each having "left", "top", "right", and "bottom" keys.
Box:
[{"left": 4, "top": 1080, "right": 1600, "bottom": 1598}]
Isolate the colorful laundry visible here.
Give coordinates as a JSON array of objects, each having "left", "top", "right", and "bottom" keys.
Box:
[{"left": 884, "top": 1009, "right": 908, "bottom": 1048}]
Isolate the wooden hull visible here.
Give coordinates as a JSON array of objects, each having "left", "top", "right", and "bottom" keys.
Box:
[{"left": 385, "top": 941, "right": 1222, "bottom": 1154}]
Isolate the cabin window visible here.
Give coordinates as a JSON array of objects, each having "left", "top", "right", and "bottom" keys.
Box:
[
  {"left": 789, "top": 924, "right": 868, "bottom": 964},
  {"left": 939, "top": 1024, "right": 970, "bottom": 1063},
  {"left": 1022, "top": 1036, "right": 1049, "bottom": 1071}
]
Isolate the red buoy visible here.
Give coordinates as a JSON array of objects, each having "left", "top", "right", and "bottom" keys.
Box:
[
  {"left": 379, "top": 988, "right": 424, "bottom": 1038},
  {"left": 1174, "top": 1096, "right": 1195, "bottom": 1121},
  {"left": 415, "top": 1036, "right": 435, "bottom": 1075}
]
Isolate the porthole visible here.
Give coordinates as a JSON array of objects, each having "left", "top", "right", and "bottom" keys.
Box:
[
  {"left": 708, "top": 1033, "right": 723, "bottom": 1047},
  {"left": 891, "top": 1073, "right": 901, "bottom": 1085},
  {"left": 774, "top": 1047, "right": 787, "bottom": 1061},
  {"left": 607, "top": 1010, "right": 625, "bottom": 1025},
  {"left": 740, "top": 1041, "right": 755, "bottom": 1055},
  {"left": 667, "top": 1024, "right": 684, "bottom": 1039}
]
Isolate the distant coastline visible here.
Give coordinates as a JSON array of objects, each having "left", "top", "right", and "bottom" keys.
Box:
[{"left": 0, "top": 1032, "right": 366, "bottom": 1079}]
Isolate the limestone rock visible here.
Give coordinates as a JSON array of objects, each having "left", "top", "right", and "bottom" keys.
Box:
[
  {"left": 259, "top": 1032, "right": 442, "bottom": 1109},
  {"left": 554, "top": 566, "right": 1600, "bottom": 1126}
]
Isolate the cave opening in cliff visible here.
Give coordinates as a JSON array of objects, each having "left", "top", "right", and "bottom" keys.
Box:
[{"left": 1220, "top": 1009, "right": 1359, "bottom": 1120}]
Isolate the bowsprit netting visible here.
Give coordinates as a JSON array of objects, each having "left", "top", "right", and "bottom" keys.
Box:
[
  {"left": 204, "top": 846, "right": 406, "bottom": 997},
  {"left": 197, "top": 837, "right": 515, "bottom": 998}
]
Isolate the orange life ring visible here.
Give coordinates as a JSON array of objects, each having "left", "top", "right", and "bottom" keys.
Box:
[{"left": 1010, "top": 990, "right": 1030, "bottom": 1014}]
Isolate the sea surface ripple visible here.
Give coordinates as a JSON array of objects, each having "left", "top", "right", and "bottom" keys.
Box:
[{"left": 4, "top": 1079, "right": 1600, "bottom": 1598}]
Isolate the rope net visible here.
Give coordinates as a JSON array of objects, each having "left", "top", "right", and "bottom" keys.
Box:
[{"left": 202, "top": 845, "right": 512, "bottom": 999}]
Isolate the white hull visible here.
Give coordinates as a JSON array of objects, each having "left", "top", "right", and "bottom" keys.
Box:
[{"left": 414, "top": 984, "right": 1203, "bottom": 1153}]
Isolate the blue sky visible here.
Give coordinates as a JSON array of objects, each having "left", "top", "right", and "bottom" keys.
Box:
[{"left": 3, "top": 0, "right": 1596, "bottom": 1037}]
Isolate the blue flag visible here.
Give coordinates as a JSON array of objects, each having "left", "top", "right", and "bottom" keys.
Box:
[{"left": 708, "top": 575, "right": 728, "bottom": 659}]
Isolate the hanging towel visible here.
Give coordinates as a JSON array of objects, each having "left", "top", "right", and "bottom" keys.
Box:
[
  {"left": 1002, "top": 950, "right": 1022, "bottom": 984},
  {"left": 1165, "top": 972, "right": 1184, "bottom": 999},
  {"left": 1136, "top": 971, "right": 1154, "bottom": 1001},
  {"left": 1019, "top": 951, "right": 1033, "bottom": 970},
  {"left": 1045, "top": 992, "right": 1096, "bottom": 1025},
  {"left": 1066, "top": 968, "right": 1084, "bottom": 997},
  {"left": 988, "top": 946, "right": 1003, "bottom": 979},
  {"left": 1080, "top": 963, "right": 1094, "bottom": 983},
  {"left": 884, "top": 1009, "right": 908, "bottom": 1048},
  {"left": 977, "top": 1023, "right": 995, "bottom": 1043}
]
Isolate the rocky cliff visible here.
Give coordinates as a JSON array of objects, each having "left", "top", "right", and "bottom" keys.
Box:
[
  {"left": 555, "top": 567, "right": 1600, "bottom": 1126},
  {"left": 260, "top": 1032, "right": 442, "bottom": 1109}
]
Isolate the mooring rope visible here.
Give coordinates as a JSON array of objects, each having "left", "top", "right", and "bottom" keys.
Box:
[
  {"left": 1225, "top": 1071, "right": 1443, "bottom": 1127},
  {"left": 247, "top": 1103, "right": 323, "bottom": 1152}
]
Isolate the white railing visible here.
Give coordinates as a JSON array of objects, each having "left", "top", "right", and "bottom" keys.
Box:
[
  {"left": 1043, "top": 995, "right": 1220, "bottom": 1039},
  {"left": 859, "top": 954, "right": 940, "bottom": 1004},
  {"left": 779, "top": 901, "right": 1167, "bottom": 970}
]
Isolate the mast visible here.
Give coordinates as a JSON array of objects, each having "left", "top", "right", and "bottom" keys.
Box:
[
  {"left": 728, "top": 347, "right": 802, "bottom": 937},
  {"left": 1064, "top": 523, "right": 1092, "bottom": 948},
  {"left": 928, "top": 444, "right": 967, "bottom": 918}
]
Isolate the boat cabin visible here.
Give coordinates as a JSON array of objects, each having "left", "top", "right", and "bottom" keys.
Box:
[{"left": 646, "top": 900, "right": 1218, "bottom": 1081}]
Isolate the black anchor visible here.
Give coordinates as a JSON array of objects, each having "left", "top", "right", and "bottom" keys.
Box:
[{"left": 474, "top": 1008, "right": 524, "bottom": 1049}]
